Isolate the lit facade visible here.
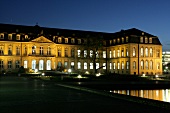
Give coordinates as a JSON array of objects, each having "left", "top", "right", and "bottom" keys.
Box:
[{"left": 0, "top": 23, "right": 162, "bottom": 75}]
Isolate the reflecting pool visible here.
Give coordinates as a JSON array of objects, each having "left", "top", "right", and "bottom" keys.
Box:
[{"left": 110, "top": 89, "right": 170, "bottom": 103}]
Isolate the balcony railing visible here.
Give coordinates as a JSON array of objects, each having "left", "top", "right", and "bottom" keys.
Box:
[{"left": 28, "top": 53, "right": 56, "bottom": 57}]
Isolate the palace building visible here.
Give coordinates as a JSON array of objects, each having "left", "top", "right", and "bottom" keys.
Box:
[{"left": 0, "top": 23, "right": 162, "bottom": 75}]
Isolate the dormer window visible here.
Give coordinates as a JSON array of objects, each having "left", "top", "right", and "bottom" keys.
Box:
[
  {"left": 16, "top": 34, "right": 20, "bottom": 40},
  {"left": 8, "top": 34, "right": 12, "bottom": 40},
  {"left": 126, "top": 36, "right": 128, "bottom": 42},
  {"left": 71, "top": 38, "right": 75, "bottom": 43},
  {"left": 145, "top": 37, "right": 148, "bottom": 43},
  {"left": 78, "top": 39, "right": 81, "bottom": 44},
  {"left": 122, "top": 37, "right": 124, "bottom": 43},
  {"left": 117, "top": 38, "right": 120, "bottom": 43},
  {"left": 110, "top": 40, "right": 112, "bottom": 45},
  {"left": 113, "top": 39, "right": 116, "bottom": 44},
  {"left": 0, "top": 33, "right": 4, "bottom": 39},
  {"left": 140, "top": 37, "right": 143, "bottom": 43},
  {"left": 149, "top": 38, "right": 152, "bottom": 43},
  {"left": 25, "top": 35, "right": 28, "bottom": 39},
  {"left": 58, "top": 37, "right": 62, "bottom": 43},
  {"left": 65, "top": 38, "right": 68, "bottom": 43}
]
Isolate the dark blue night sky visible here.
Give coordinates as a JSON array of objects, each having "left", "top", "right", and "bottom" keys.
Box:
[{"left": 0, "top": 0, "right": 170, "bottom": 50}]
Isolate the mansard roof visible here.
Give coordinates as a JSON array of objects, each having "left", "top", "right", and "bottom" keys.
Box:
[{"left": 0, "top": 23, "right": 161, "bottom": 45}]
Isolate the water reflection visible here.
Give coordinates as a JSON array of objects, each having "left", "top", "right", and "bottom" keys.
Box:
[{"left": 110, "top": 89, "right": 170, "bottom": 103}]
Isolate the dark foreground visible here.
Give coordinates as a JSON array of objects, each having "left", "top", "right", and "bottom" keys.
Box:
[{"left": 0, "top": 76, "right": 170, "bottom": 113}]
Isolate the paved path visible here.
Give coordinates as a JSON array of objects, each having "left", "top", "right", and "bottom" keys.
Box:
[{"left": 0, "top": 76, "right": 170, "bottom": 113}]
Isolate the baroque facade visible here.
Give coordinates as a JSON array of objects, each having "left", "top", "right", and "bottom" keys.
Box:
[{"left": 0, "top": 23, "right": 162, "bottom": 75}]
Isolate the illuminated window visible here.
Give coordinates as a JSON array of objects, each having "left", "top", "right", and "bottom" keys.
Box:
[
  {"left": 65, "top": 38, "right": 68, "bottom": 43},
  {"left": 71, "top": 38, "right": 75, "bottom": 43},
  {"left": 90, "top": 63, "right": 93, "bottom": 69},
  {"left": 141, "top": 47, "right": 144, "bottom": 57},
  {"left": 146, "top": 60, "right": 148, "bottom": 69},
  {"left": 16, "top": 34, "right": 20, "bottom": 40},
  {"left": 58, "top": 38, "right": 62, "bottom": 43},
  {"left": 8, "top": 60, "right": 12, "bottom": 69},
  {"left": 122, "top": 62, "right": 124, "bottom": 69},
  {"left": 156, "top": 49, "right": 160, "bottom": 57},
  {"left": 96, "top": 63, "right": 99, "bottom": 69},
  {"left": 132, "top": 47, "right": 136, "bottom": 57},
  {"left": 145, "top": 48, "right": 148, "bottom": 57},
  {"left": 118, "top": 62, "right": 120, "bottom": 69},
  {"left": 126, "top": 36, "right": 128, "bottom": 42},
  {"left": 140, "top": 37, "right": 143, "bottom": 43},
  {"left": 113, "top": 50, "right": 116, "bottom": 58},
  {"left": 101, "top": 63, "right": 106, "bottom": 69},
  {"left": 103, "top": 51, "right": 106, "bottom": 58},
  {"left": 117, "top": 49, "right": 120, "bottom": 57},
  {"left": 47, "top": 46, "right": 51, "bottom": 55},
  {"left": 150, "top": 48, "right": 153, "bottom": 57},
  {"left": 58, "top": 48, "right": 61, "bottom": 57},
  {"left": 109, "top": 50, "right": 112, "bottom": 58},
  {"left": 126, "top": 61, "right": 129, "bottom": 69},
  {"left": 78, "top": 62, "right": 81, "bottom": 69},
  {"left": 84, "top": 50, "right": 87, "bottom": 58},
  {"left": 90, "top": 50, "right": 93, "bottom": 58},
  {"left": 78, "top": 39, "right": 81, "bottom": 44},
  {"left": 40, "top": 46, "right": 43, "bottom": 55},
  {"left": 15, "top": 60, "right": 20, "bottom": 69},
  {"left": 121, "top": 48, "right": 124, "bottom": 57},
  {"left": 16, "top": 46, "right": 20, "bottom": 55},
  {"left": 71, "top": 48, "right": 75, "bottom": 57},
  {"left": 126, "top": 48, "right": 128, "bottom": 57},
  {"left": 110, "top": 62, "right": 112, "bottom": 69},
  {"left": 32, "top": 46, "right": 36, "bottom": 55},
  {"left": 71, "top": 62, "right": 74, "bottom": 69},
  {"left": 24, "top": 46, "right": 27, "bottom": 55},
  {"left": 150, "top": 60, "right": 153, "bottom": 69},
  {"left": 149, "top": 38, "right": 152, "bottom": 43},
  {"left": 64, "top": 61, "right": 68, "bottom": 68},
  {"left": 77, "top": 49, "right": 81, "bottom": 57},
  {"left": 25, "top": 35, "right": 28, "bottom": 39},
  {"left": 24, "top": 60, "right": 27, "bottom": 68},
  {"left": 133, "top": 61, "right": 136, "bottom": 69},
  {"left": 57, "top": 62, "right": 62, "bottom": 70},
  {"left": 113, "top": 39, "right": 116, "bottom": 44},
  {"left": 84, "top": 62, "right": 87, "bottom": 69},
  {"left": 8, "top": 34, "right": 12, "bottom": 40},
  {"left": 39, "top": 60, "right": 44, "bottom": 70},
  {"left": 65, "top": 48, "right": 68, "bottom": 57},
  {"left": 46, "top": 60, "right": 51, "bottom": 70},
  {"left": 145, "top": 37, "right": 148, "bottom": 43},
  {"left": 32, "top": 60, "right": 36, "bottom": 69},
  {"left": 122, "top": 37, "right": 124, "bottom": 43},
  {"left": 110, "top": 40, "right": 112, "bottom": 45},
  {"left": 141, "top": 60, "right": 144, "bottom": 69}
]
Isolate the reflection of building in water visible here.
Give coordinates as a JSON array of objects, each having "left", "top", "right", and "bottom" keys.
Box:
[{"left": 112, "top": 89, "right": 170, "bottom": 103}]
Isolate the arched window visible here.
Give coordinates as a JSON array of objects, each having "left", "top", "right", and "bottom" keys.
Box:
[
  {"left": 141, "top": 60, "right": 144, "bottom": 69},
  {"left": 122, "top": 62, "right": 124, "bottom": 69},
  {"left": 133, "top": 47, "right": 136, "bottom": 56},
  {"left": 145, "top": 48, "right": 148, "bottom": 57},
  {"left": 150, "top": 60, "right": 153, "bottom": 69},
  {"left": 133, "top": 61, "right": 136, "bottom": 69},
  {"left": 150, "top": 48, "right": 153, "bottom": 57},
  {"left": 141, "top": 47, "right": 144, "bottom": 57},
  {"left": 145, "top": 60, "right": 148, "bottom": 69}
]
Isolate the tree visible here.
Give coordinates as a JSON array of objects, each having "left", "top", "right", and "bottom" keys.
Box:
[{"left": 81, "top": 35, "right": 106, "bottom": 74}]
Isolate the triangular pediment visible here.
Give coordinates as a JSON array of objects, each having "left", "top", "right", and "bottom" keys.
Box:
[{"left": 30, "top": 36, "right": 53, "bottom": 43}]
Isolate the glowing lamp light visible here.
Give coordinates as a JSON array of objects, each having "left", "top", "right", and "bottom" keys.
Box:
[
  {"left": 35, "top": 69, "right": 38, "bottom": 73},
  {"left": 155, "top": 75, "right": 159, "bottom": 78},
  {"left": 96, "top": 73, "right": 101, "bottom": 77},
  {"left": 68, "top": 69, "right": 72, "bottom": 73},
  {"left": 85, "top": 71, "right": 89, "bottom": 74},
  {"left": 77, "top": 75, "right": 82, "bottom": 78}
]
